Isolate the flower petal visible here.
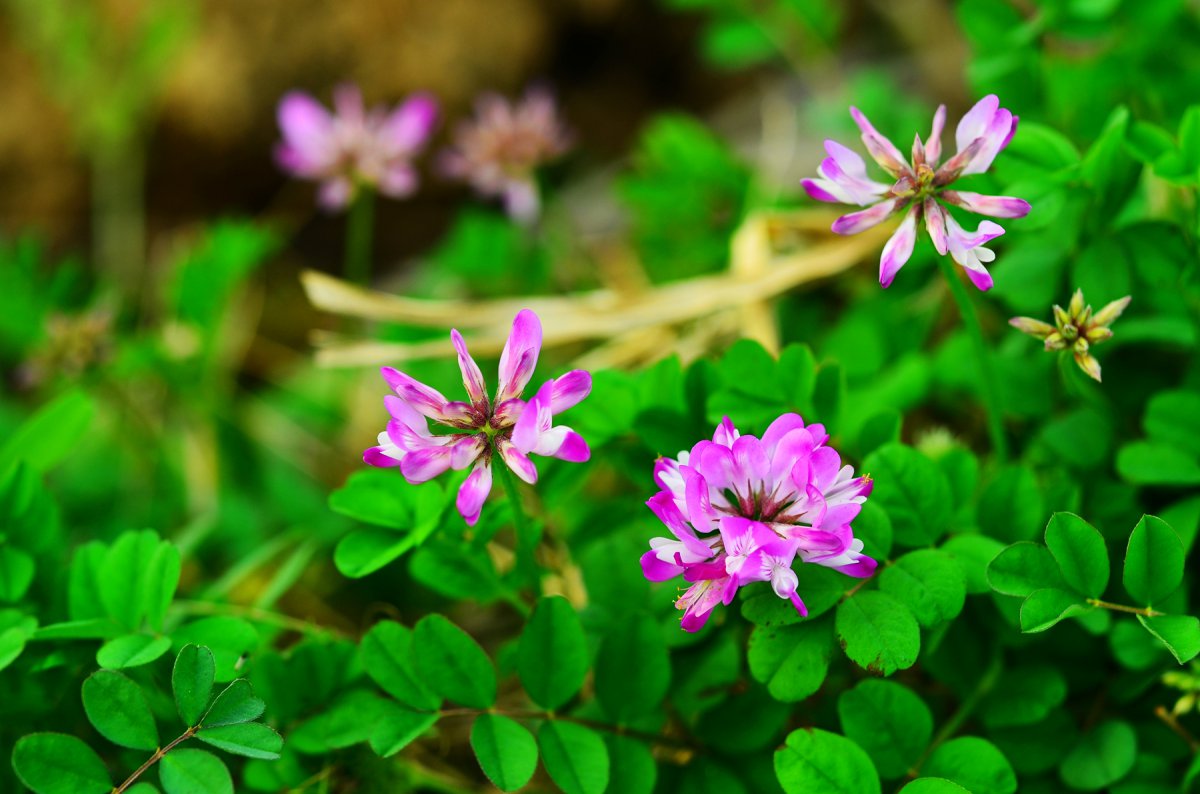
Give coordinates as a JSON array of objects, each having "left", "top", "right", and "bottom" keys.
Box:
[
  {"left": 549, "top": 370, "right": 591, "bottom": 413},
  {"left": 831, "top": 198, "right": 904, "bottom": 235},
  {"left": 450, "top": 329, "right": 489, "bottom": 409},
  {"left": 849, "top": 107, "right": 910, "bottom": 176},
  {"left": 383, "top": 93, "right": 439, "bottom": 153},
  {"left": 497, "top": 309, "right": 543, "bottom": 402},
  {"left": 497, "top": 438, "right": 539, "bottom": 484},
  {"left": 456, "top": 460, "right": 493, "bottom": 526},
  {"left": 923, "top": 198, "right": 949, "bottom": 255},
  {"left": 941, "top": 190, "right": 1031, "bottom": 219},
  {"left": 926, "top": 104, "right": 946, "bottom": 165},
  {"left": 879, "top": 205, "right": 918, "bottom": 288}
]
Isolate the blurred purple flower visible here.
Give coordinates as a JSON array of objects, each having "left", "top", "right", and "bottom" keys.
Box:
[
  {"left": 641, "top": 415, "right": 876, "bottom": 632},
  {"left": 276, "top": 84, "right": 438, "bottom": 211},
  {"left": 804, "top": 95, "right": 1029, "bottom": 291},
  {"left": 440, "top": 88, "right": 572, "bottom": 224},
  {"left": 364, "top": 309, "right": 591, "bottom": 525}
]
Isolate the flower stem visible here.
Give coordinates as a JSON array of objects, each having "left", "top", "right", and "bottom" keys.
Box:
[
  {"left": 113, "top": 728, "right": 196, "bottom": 793},
  {"left": 935, "top": 256, "right": 1009, "bottom": 461},
  {"left": 1086, "top": 598, "right": 1164, "bottom": 617},
  {"left": 344, "top": 187, "right": 376, "bottom": 286},
  {"left": 493, "top": 460, "right": 541, "bottom": 588}
]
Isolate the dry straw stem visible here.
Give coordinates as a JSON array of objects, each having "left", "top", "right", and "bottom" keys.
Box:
[{"left": 302, "top": 209, "right": 893, "bottom": 369}]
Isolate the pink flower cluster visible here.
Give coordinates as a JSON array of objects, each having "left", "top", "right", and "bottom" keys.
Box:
[
  {"left": 276, "top": 85, "right": 438, "bottom": 211},
  {"left": 276, "top": 84, "right": 571, "bottom": 222},
  {"left": 804, "top": 95, "right": 1030, "bottom": 291},
  {"left": 364, "top": 310, "right": 591, "bottom": 525},
  {"left": 641, "top": 415, "right": 876, "bottom": 631}
]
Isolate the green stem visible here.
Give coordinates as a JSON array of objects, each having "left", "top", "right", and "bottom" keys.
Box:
[
  {"left": 1087, "top": 598, "right": 1164, "bottom": 617},
  {"left": 112, "top": 728, "right": 195, "bottom": 793},
  {"left": 936, "top": 256, "right": 1009, "bottom": 461},
  {"left": 344, "top": 187, "right": 376, "bottom": 286},
  {"left": 92, "top": 138, "right": 146, "bottom": 299},
  {"left": 493, "top": 459, "right": 541, "bottom": 589}
]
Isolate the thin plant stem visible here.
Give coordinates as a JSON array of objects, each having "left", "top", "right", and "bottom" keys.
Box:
[
  {"left": 344, "top": 187, "right": 376, "bottom": 286},
  {"left": 113, "top": 728, "right": 195, "bottom": 793},
  {"left": 172, "top": 599, "right": 347, "bottom": 637},
  {"left": 1087, "top": 598, "right": 1164, "bottom": 617},
  {"left": 92, "top": 139, "right": 146, "bottom": 301},
  {"left": 492, "top": 459, "right": 541, "bottom": 589},
  {"left": 935, "top": 256, "right": 1009, "bottom": 461}
]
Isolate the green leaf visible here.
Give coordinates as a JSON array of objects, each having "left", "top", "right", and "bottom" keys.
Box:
[
  {"left": 518, "top": 596, "right": 588, "bottom": 711},
  {"left": 0, "top": 612, "right": 37, "bottom": 671},
  {"left": 471, "top": 714, "right": 538, "bottom": 792},
  {"left": 835, "top": 591, "right": 921, "bottom": 676},
  {"left": 195, "top": 722, "right": 283, "bottom": 760},
  {"left": 747, "top": 619, "right": 833, "bottom": 702},
  {"left": 100, "top": 530, "right": 164, "bottom": 631},
  {"left": 979, "top": 666, "right": 1068, "bottom": 728},
  {"left": 1043, "top": 513, "right": 1109, "bottom": 598},
  {"left": 97, "top": 633, "right": 172, "bottom": 670},
  {"left": 1117, "top": 442, "right": 1200, "bottom": 487},
  {"left": 1145, "top": 390, "right": 1200, "bottom": 458},
  {"left": 879, "top": 550, "right": 966, "bottom": 628},
  {"left": 0, "top": 545, "right": 35, "bottom": 602},
  {"left": 538, "top": 721, "right": 610, "bottom": 794},
  {"left": 924, "top": 737, "right": 1016, "bottom": 794},
  {"left": 369, "top": 702, "right": 439, "bottom": 757},
  {"left": 158, "top": 748, "right": 233, "bottom": 794},
  {"left": 12, "top": 733, "right": 111, "bottom": 794},
  {"left": 1059, "top": 720, "right": 1137, "bottom": 790},
  {"left": 987, "top": 542, "right": 1067, "bottom": 597},
  {"left": 1019, "top": 588, "right": 1090, "bottom": 633},
  {"left": 901, "top": 781, "right": 971, "bottom": 794},
  {"left": 978, "top": 466, "right": 1044, "bottom": 543},
  {"left": 290, "top": 690, "right": 390, "bottom": 753},
  {"left": 595, "top": 611, "right": 670, "bottom": 721},
  {"left": 201, "top": 680, "right": 265, "bottom": 728},
  {"left": 1137, "top": 614, "right": 1200, "bottom": 664},
  {"left": 413, "top": 614, "right": 496, "bottom": 708},
  {"left": 81, "top": 670, "right": 158, "bottom": 751},
  {"left": 360, "top": 621, "right": 441, "bottom": 710},
  {"left": 838, "top": 680, "right": 933, "bottom": 779},
  {"left": 1123, "top": 515, "right": 1185, "bottom": 605},
  {"left": 173, "top": 644, "right": 217, "bottom": 728},
  {"left": 774, "top": 728, "right": 881, "bottom": 794},
  {"left": 172, "top": 617, "right": 258, "bottom": 682},
  {"left": 605, "top": 734, "right": 656, "bottom": 794},
  {"left": 862, "top": 444, "right": 952, "bottom": 546},
  {"left": 0, "top": 390, "right": 95, "bottom": 474},
  {"left": 1081, "top": 106, "right": 1140, "bottom": 218},
  {"left": 329, "top": 468, "right": 419, "bottom": 529}
]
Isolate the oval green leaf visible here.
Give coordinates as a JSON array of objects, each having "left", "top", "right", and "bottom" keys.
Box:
[
  {"left": 81, "top": 670, "right": 159, "bottom": 751},
  {"left": 862, "top": 444, "right": 952, "bottom": 547},
  {"left": 173, "top": 644, "right": 216, "bottom": 728},
  {"left": 924, "top": 736, "right": 1016, "bottom": 794},
  {"left": 360, "top": 621, "right": 440, "bottom": 710},
  {"left": 774, "top": 728, "right": 881, "bottom": 794},
  {"left": 369, "top": 702, "right": 439, "bottom": 758},
  {"left": 1044, "top": 513, "right": 1109, "bottom": 598},
  {"left": 901, "top": 781, "right": 970, "bottom": 794},
  {"left": 838, "top": 680, "right": 933, "bottom": 779},
  {"left": 517, "top": 596, "right": 588, "bottom": 711},
  {"left": 835, "top": 591, "right": 920, "bottom": 676},
  {"left": 538, "top": 721, "right": 610, "bottom": 794},
  {"left": 158, "top": 748, "right": 233, "bottom": 794},
  {"left": 200, "top": 679, "right": 265, "bottom": 728},
  {"left": 413, "top": 614, "right": 496, "bottom": 708},
  {"left": 1137, "top": 614, "right": 1200, "bottom": 664},
  {"left": 12, "top": 733, "right": 111, "bottom": 794},
  {"left": 1019, "top": 588, "right": 1090, "bottom": 633},
  {"left": 196, "top": 722, "right": 283, "bottom": 760},
  {"left": 1123, "top": 515, "right": 1184, "bottom": 605},
  {"left": 471, "top": 714, "right": 538, "bottom": 792},
  {"left": 986, "top": 542, "right": 1066, "bottom": 598},
  {"left": 594, "top": 611, "right": 669, "bottom": 722},
  {"left": 1059, "top": 720, "right": 1137, "bottom": 790},
  {"left": 747, "top": 619, "right": 833, "bottom": 702},
  {"left": 97, "top": 633, "right": 172, "bottom": 670},
  {"left": 879, "top": 550, "right": 966, "bottom": 628}
]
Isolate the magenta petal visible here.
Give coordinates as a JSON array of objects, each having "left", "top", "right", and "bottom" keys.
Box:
[
  {"left": 641, "top": 549, "right": 683, "bottom": 581},
  {"left": 926, "top": 104, "right": 947, "bottom": 164},
  {"left": 400, "top": 448, "right": 452, "bottom": 484},
  {"left": 385, "top": 93, "right": 439, "bottom": 152},
  {"left": 831, "top": 198, "right": 902, "bottom": 235},
  {"left": 943, "top": 191, "right": 1031, "bottom": 219},
  {"left": 964, "top": 267, "right": 994, "bottom": 291},
  {"left": 923, "top": 198, "right": 949, "bottom": 255},
  {"left": 456, "top": 462, "right": 493, "bottom": 526},
  {"left": 848, "top": 106, "right": 909, "bottom": 176},
  {"left": 549, "top": 370, "right": 592, "bottom": 413},
  {"left": 496, "top": 309, "right": 543, "bottom": 402},
  {"left": 552, "top": 429, "right": 590, "bottom": 462},
  {"left": 450, "top": 329, "right": 489, "bottom": 409},
  {"left": 381, "top": 367, "right": 452, "bottom": 421},
  {"left": 277, "top": 92, "right": 334, "bottom": 162},
  {"left": 364, "top": 446, "right": 401, "bottom": 467},
  {"left": 879, "top": 206, "right": 918, "bottom": 288},
  {"left": 954, "top": 94, "right": 1000, "bottom": 153},
  {"left": 377, "top": 165, "right": 418, "bottom": 198},
  {"left": 512, "top": 380, "right": 553, "bottom": 453},
  {"left": 801, "top": 178, "right": 842, "bottom": 203},
  {"left": 318, "top": 178, "right": 354, "bottom": 211},
  {"left": 497, "top": 438, "right": 539, "bottom": 484}
]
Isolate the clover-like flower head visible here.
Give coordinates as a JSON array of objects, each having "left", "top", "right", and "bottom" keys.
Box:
[
  {"left": 804, "top": 96, "right": 1030, "bottom": 291},
  {"left": 1010, "top": 289, "right": 1131, "bottom": 382},
  {"left": 364, "top": 310, "right": 591, "bottom": 525},
  {"left": 276, "top": 84, "right": 438, "bottom": 211},
  {"left": 641, "top": 415, "right": 876, "bottom": 631}
]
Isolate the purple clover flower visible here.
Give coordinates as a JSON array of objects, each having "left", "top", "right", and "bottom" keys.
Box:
[
  {"left": 803, "top": 95, "right": 1030, "bottom": 291},
  {"left": 440, "top": 88, "right": 572, "bottom": 224},
  {"left": 642, "top": 415, "right": 876, "bottom": 632},
  {"left": 276, "top": 84, "right": 438, "bottom": 211},
  {"left": 364, "top": 310, "right": 591, "bottom": 526}
]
